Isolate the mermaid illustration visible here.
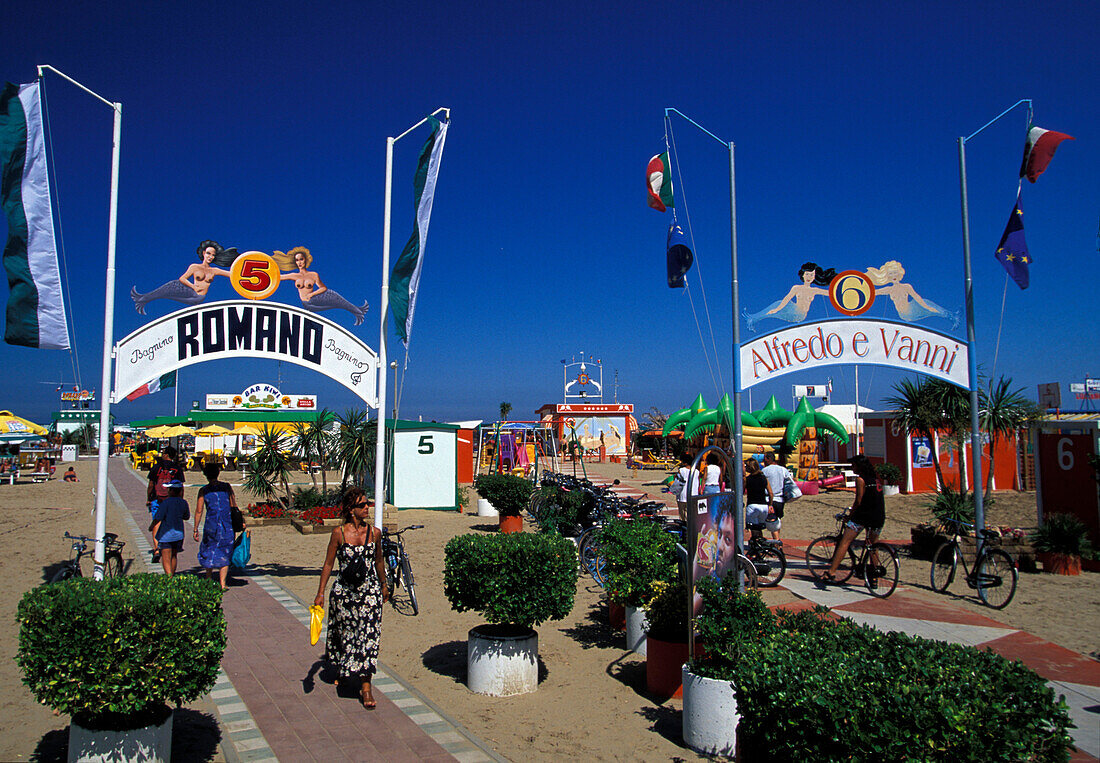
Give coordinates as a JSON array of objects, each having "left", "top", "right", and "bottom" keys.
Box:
[
  {"left": 131, "top": 240, "right": 238, "bottom": 314},
  {"left": 865, "top": 260, "right": 959, "bottom": 329},
  {"left": 273, "top": 246, "right": 369, "bottom": 326},
  {"left": 743, "top": 261, "right": 837, "bottom": 331}
]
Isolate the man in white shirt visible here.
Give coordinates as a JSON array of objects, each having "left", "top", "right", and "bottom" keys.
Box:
[{"left": 761, "top": 452, "right": 788, "bottom": 540}]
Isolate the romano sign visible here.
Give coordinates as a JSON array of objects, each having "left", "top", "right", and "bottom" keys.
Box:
[
  {"left": 112, "top": 300, "right": 379, "bottom": 406},
  {"left": 740, "top": 319, "right": 967, "bottom": 390}
]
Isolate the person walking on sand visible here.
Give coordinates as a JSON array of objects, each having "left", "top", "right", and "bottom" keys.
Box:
[
  {"left": 760, "top": 452, "right": 787, "bottom": 540},
  {"left": 193, "top": 462, "right": 242, "bottom": 591},
  {"left": 149, "top": 480, "right": 190, "bottom": 576},
  {"left": 314, "top": 488, "right": 390, "bottom": 709},
  {"left": 147, "top": 446, "right": 184, "bottom": 562}
]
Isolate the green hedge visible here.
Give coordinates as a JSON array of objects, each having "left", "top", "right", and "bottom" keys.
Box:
[
  {"left": 533, "top": 484, "right": 592, "bottom": 536},
  {"left": 17, "top": 574, "right": 226, "bottom": 725},
  {"left": 600, "top": 517, "right": 678, "bottom": 608},
  {"left": 473, "top": 473, "right": 534, "bottom": 517},
  {"left": 692, "top": 575, "right": 1073, "bottom": 762},
  {"left": 443, "top": 532, "right": 577, "bottom": 628}
]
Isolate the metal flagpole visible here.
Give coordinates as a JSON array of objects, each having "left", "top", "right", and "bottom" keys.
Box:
[
  {"left": 957, "top": 98, "right": 1031, "bottom": 555},
  {"left": 373, "top": 108, "right": 450, "bottom": 530},
  {"left": 38, "top": 65, "right": 121, "bottom": 580},
  {"left": 854, "top": 366, "right": 860, "bottom": 455}
]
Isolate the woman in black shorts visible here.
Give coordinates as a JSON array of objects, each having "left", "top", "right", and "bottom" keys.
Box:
[{"left": 821, "top": 455, "right": 885, "bottom": 582}]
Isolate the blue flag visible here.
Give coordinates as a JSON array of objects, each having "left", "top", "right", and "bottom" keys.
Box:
[
  {"left": 994, "top": 192, "right": 1030, "bottom": 290},
  {"left": 666, "top": 222, "right": 693, "bottom": 288}
]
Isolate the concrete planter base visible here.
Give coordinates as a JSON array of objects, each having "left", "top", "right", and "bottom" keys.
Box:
[
  {"left": 682, "top": 666, "right": 738, "bottom": 757},
  {"left": 69, "top": 706, "right": 173, "bottom": 763},
  {"left": 476, "top": 499, "right": 498, "bottom": 517},
  {"left": 625, "top": 605, "right": 649, "bottom": 655},
  {"left": 467, "top": 624, "right": 538, "bottom": 696}
]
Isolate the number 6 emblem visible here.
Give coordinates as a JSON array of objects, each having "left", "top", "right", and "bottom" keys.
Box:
[{"left": 828, "top": 270, "right": 876, "bottom": 317}]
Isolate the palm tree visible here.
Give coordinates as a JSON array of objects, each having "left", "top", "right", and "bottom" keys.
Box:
[
  {"left": 925, "top": 378, "right": 972, "bottom": 489},
  {"left": 979, "top": 377, "right": 1035, "bottom": 492},
  {"left": 244, "top": 425, "right": 295, "bottom": 506},
  {"left": 307, "top": 408, "right": 333, "bottom": 496},
  {"left": 885, "top": 378, "right": 949, "bottom": 490},
  {"left": 500, "top": 401, "right": 512, "bottom": 422},
  {"left": 334, "top": 408, "right": 376, "bottom": 490}
]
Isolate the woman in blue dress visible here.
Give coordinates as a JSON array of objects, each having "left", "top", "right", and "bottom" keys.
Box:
[{"left": 192, "top": 461, "right": 241, "bottom": 591}]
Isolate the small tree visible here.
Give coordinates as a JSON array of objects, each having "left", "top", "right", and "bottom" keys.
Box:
[
  {"left": 244, "top": 425, "right": 295, "bottom": 506},
  {"left": 334, "top": 408, "right": 376, "bottom": 490},
  {"left": 499, "top": 401, "right": 512, "bottom": 422},
  {"left": 979, "top": 377, "right": 1035, "bottom": 493}
]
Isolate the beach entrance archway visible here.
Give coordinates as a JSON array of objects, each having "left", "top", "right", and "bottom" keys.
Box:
[{"left": 111, "top": 300, "right": 379, "bottom": 406}]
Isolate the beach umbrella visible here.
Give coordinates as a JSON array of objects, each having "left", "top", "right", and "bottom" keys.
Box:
[
  {"left": 162, "top": 425, "right": 195, "bottom": 437},
  {"left": 143, "top": 425, "right": 171, "bottom": 438},
  {"left": 0, "top": 410, "right": 48, "bottom": 437},
  {"left": 228, "top": 424, "right": 263, "bottom": 435},
  {"left": 194, "top": 425, "right": 233, "bottom": 436}
]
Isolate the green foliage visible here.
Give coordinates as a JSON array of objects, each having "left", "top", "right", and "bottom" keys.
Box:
[
  {"left": 533, "top": 484, "right": 592, "bottom": 536},
  {"left": 290, "top": 486, "right": 325, "bottom": 511},
  {"left": 1029, "top": 513, "right": 1096, "bottom": 558},
  {"left": 473, "top": 473, "right": 533, "bottom": 517},
  {"left": 689, "top": 577, "right": 1073, "bottom": 761},
  {"left": 443, "top": 532, "right": 578, "bottom": 628},
  {"left": 643, "top": 578, "right": 689, "bottom": 641},
  {"left": 245, "top": 425, "right": 295, "bottom": 505},
  {"left": 874, "top": 462, "right": 902, "bottom": 485},
  {"left": 599, "top": 518, "right": 678, "bottom": 607},
  {"left": 17, "top": 574, "right": 226, "bottom": 725},
  {"left": 333, "top": 409, "right": 376, "bottom": 490},
  {"left": 456, "top": 483, "right": 470, "bottom": 512},
  {"left": 926, "top": 485, "right": 994, "bottom": 528}
]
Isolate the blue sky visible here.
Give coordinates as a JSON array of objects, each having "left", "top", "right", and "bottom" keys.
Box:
[{"left": 4, "top": 0, "right": 1098, "bottom": 427}]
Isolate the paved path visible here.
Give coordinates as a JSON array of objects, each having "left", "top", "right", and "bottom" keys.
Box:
[
  {"left": 582, "top": 461, "right": 1100, "bottom": 760},
  {"left": 108, "top": 460, "right": 501, "bottom": 763}
]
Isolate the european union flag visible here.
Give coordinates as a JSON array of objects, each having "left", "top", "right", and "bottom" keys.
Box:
[
  {"left": 994, "top": 193, "right": 1030, "bottom": 290},
  {"left": 667, "top": 222, "right": 693, "bottom": 288}
]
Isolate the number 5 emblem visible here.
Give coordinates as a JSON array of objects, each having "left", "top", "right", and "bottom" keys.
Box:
[{"left": 230, "top": 251, "right": 281, "bottom": 300}]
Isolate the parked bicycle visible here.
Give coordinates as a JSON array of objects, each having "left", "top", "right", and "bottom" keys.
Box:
[
  {"left": 806, "top": 512, "right": 899, "bottom": 597},
  {"left": 382, "top": 524, "right": 422, "bottom": 615},
  {"left": 745, "top": 522, "right": 786, "bottom": 587},
  {"left": 51, "top": 532, "right": 126, "bottom": 582},
  {"left": 929, "top": 518, "right": 1018, "bottom": 609}
]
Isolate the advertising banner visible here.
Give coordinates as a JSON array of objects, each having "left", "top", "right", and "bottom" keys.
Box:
[
  {"left": 113, "top": 300, "right": 378, "bottom": 406},
  {"left": 740, "top": 319, "right": 968, "bottom": 390}
]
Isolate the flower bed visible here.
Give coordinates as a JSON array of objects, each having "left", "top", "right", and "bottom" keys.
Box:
[
  {"left": 247, "top": 502, "right": 286, "bottom": 519},
  {"left": 301, "top": 505, "right": 341, "bottom": 525}
]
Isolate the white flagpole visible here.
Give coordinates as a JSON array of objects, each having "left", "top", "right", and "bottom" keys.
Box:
[
  {"left": 373, "top": 108, "right": 449, "bottom": 529},
  {"left": 38, "top": 65, "right": 121, "bottom": 580}
]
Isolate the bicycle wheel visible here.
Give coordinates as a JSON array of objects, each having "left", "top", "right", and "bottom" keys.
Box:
[
  {"left": 49, "top": 566, "right": 77, "bottom": 583},
  {"left": 863, "top": 543, "right": 899, "bottom": 598},
  {"left": 752, "top": 547, "right": 786, "bottom": 587},
  {"left": 401, "top": 557, "right": 418, "bottom": 615},
  {"left": 806, "top": 536, "right": 855, "bottom": 582},
  {"left": 104, "top": 552, "right": 125, "bottom": 579},
  {"left": 976, "top": 548, "right": 1017, "bottom": 609},
  {"left": 930, "top": 541, "right": 958, "bottom": 593}
]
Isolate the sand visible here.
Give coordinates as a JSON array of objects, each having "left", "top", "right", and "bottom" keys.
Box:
[{"left": 1, "top": 457, "right": 1096, "bottom": 761}]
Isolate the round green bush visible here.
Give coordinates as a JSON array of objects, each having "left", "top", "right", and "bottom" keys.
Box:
[
  {"left": 443, "top": 532, "right": 577, "bottom": 628},
  {"left": 600, "top": 517, "right": 678, "bottom": 608},
  {"left": 473, "top": 473, "right": 534, "bottom": 517},
  {"left": 17, "top": 574, "right": 226, "bottom": 725}
]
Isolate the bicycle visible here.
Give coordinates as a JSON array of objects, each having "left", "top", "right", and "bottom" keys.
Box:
[
  {"left": 51, "top": 532, "right": 126, "bottom": 582},
  {"left": 806, "top": 512, "right": 899, "bottom": 598},
  {"left": 745, "top": 522, "right": 786, "bottom": 587},
  {"left": 382, "top": 524, "right": 422, "bottom": 615},
  {"left": 929, "top": 518, "right": 1018, "bottom": 609}
]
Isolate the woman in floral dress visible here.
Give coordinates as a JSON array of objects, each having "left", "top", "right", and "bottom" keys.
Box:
[{"left": 314, "top": 487, "right": 389, "bottom": 708}]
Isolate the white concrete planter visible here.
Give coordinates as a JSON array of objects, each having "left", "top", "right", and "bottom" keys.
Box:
[
  {"left": 69, "top": 706, "right": 173, "bottom": 763},
  {"left": 682, "top": 666, "right": 738, "bottom": 757},
  {"left": 467, "top": 624, "right": 538, "bottom": 696},
  {"left": 625, "top": 605, "right": 649, "bottom": 655},
  {"left": 883, "top": 485, "right": 901, "bottom": 497},
  {"left": 476, "top": 498, "right": 498, "bottom": 517}
]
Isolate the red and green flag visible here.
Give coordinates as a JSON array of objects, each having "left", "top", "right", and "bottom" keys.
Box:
[
  {"left": 1019, "top": 126, "right": 1074, "bottom": 183},
  {"left": 646, "top": 152, "right": 674, "bottom": 212}
]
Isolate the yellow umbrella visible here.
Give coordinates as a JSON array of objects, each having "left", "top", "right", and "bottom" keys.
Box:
[
  {"left": 228, "top": 424, "right": 263, "bottom": 435},
  {"left": 143, "top": 425, "right": 171, "bottom": 438},
  {"left": 0, "top": 410, "right": 48, "bottom": 436},
  {"left": 162, "top": 425, "right": 195, "bottom": 437},
  {"left": 195, "top": 425, "right": 233, "bottom": 436}
]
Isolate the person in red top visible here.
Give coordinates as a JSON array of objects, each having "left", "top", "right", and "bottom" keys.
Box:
[{"left": 147, "top": 446, "right": 184, "bottom": 562}]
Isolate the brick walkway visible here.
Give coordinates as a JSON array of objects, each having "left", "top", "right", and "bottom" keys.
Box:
[{"left": 108, "top": 460, "right": 500, "bottom": 763}]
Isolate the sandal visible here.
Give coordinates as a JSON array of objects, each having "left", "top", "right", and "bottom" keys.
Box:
[{"left": 361, "top": 686, "right": 376, "bottom": 710}]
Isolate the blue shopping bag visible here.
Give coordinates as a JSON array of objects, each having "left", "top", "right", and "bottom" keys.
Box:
[{"left": 230, "top": 531, "right": 251, "bottom": 568}]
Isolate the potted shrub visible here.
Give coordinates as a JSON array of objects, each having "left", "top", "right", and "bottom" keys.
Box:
[
  {"left": 600, "top": 517, "right": 678, "bottom": 654},
  {"left": 444, "top": 532, "right": 577, "bottom": 695},
  {"left": 473, "top": 473, "right": 533, "bottom": 532},
  {"left": 875, "top": 462, "right": 903, "bottom": 496},
  {"left": 1029, "top": 512, "right": 1095, "bottom": 575},
  {"left": 17, "top": 574, "right": 226, "bottom": 761},
  {"left": 643, "top": 578, "right": 690, "bottom": 698}
]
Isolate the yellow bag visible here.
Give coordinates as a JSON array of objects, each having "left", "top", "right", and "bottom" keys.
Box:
[{"left": 309, "top": 605, "right": 324, "bottom": 645}]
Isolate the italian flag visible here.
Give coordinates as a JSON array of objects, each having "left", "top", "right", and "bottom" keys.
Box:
[
  {"left": 0, "top": 81, "right": 69, "bottom": 349},
  {"left": 389, "top": 116, "right": 448, "bottom": 348},
  {"left": 1019, "top": 126, "right": 1074, "bottom": 183},
  {"left": 126, "top": 371, "right": 176, "bottom": 401},
  {"left": 647, "top": 152, "right": 674, "bottom": 212}
]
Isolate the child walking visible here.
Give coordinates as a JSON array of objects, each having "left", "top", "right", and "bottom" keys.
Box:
[{"left": 149, "top": 480, "right": 190, "bottom": 576}]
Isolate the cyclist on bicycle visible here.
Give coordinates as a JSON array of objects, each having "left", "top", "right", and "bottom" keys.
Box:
[{"left": 820, "top": 455, "right": 885, "bottom": 584}]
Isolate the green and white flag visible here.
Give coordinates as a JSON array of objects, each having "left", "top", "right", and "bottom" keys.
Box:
[
  {"left": 389, "top": 116, "right": 448, "bottom": 347},
  {"left": 0, "top": 81, "right": 69, "bottom": 349}
]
